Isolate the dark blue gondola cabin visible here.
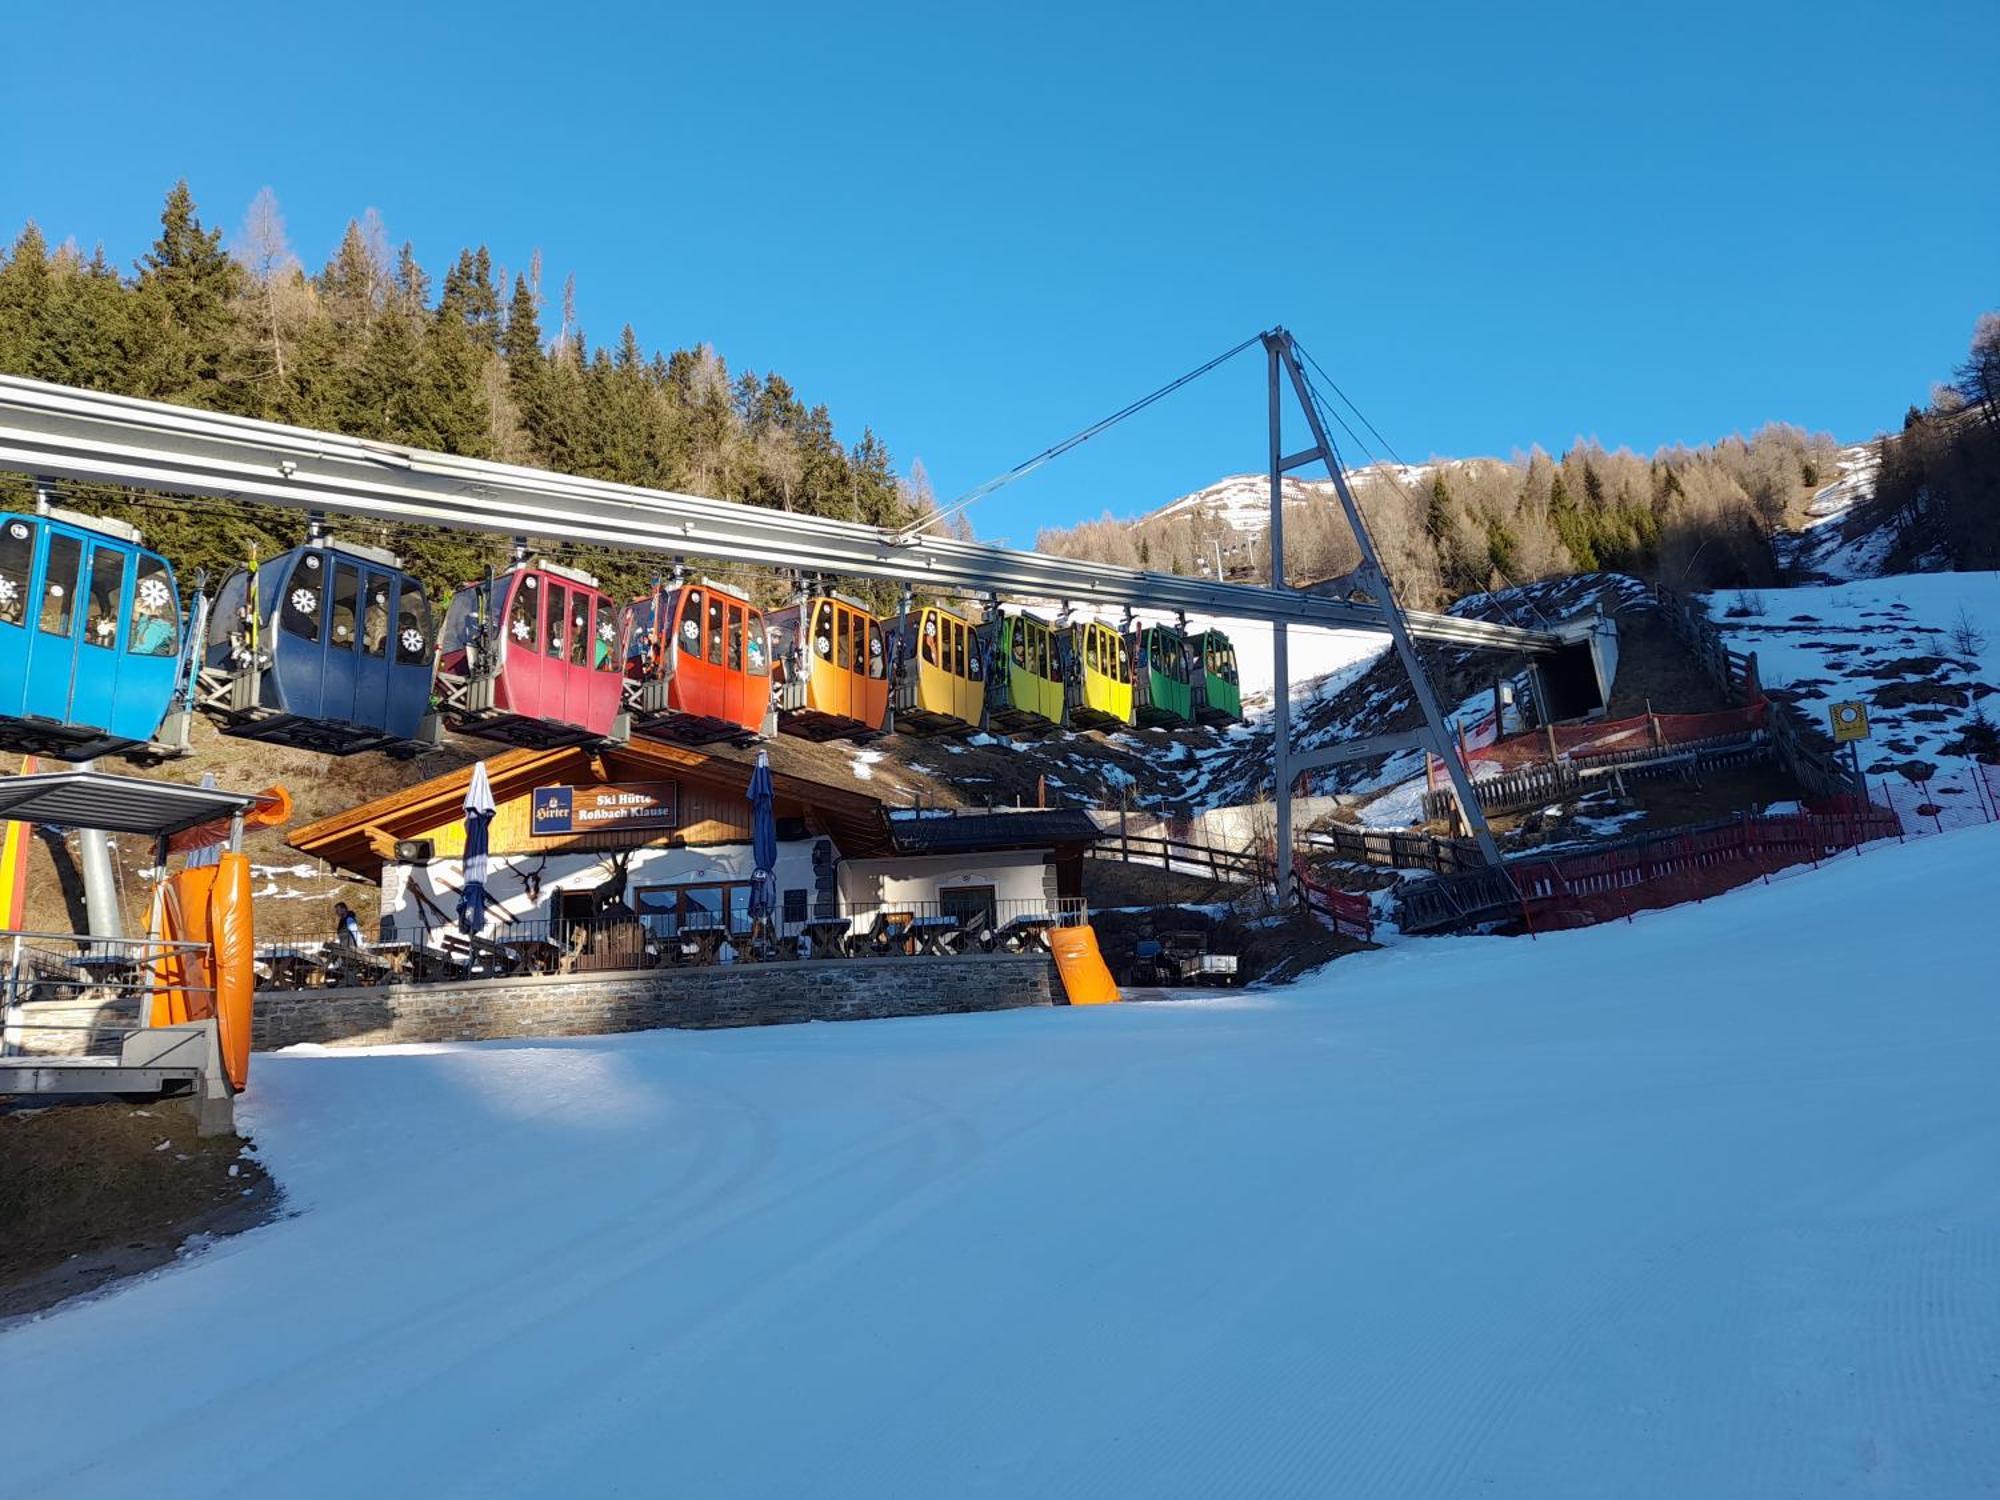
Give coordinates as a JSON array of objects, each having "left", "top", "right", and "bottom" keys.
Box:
[
  {"left": 204, "top": 539, "right": 436, "bottom": 755},
  {"left": 0, "top": 510, "right": 182, "bottom": 760}
]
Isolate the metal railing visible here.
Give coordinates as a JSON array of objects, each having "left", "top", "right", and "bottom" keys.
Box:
[
  {"left": 2, "top": 929, "right": 213, "bottom": 1058},
  {"left": 252, "top": 897, "right": 1090, "bottom": 990}
]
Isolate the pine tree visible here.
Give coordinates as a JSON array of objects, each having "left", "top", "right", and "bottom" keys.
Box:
[{"left": 132, "top": 181, "right": 243, "bottom": 404}]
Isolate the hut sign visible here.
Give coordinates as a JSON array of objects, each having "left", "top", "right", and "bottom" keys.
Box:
[{"left": 531, "top": 781, "right": 678, "bottom": 836}]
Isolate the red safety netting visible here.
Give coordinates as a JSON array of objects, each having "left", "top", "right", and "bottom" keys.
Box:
[
  {"left": 1505, "top": 806, "right": 1903, "bottom": 928},
  {"left": 1863, "top": 764, "right": 2000, "bottom": 837}
]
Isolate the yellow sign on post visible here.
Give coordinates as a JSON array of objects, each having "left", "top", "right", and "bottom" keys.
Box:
[{"left": 1829, "top": 701, "right": 1871, "bottom": 743}]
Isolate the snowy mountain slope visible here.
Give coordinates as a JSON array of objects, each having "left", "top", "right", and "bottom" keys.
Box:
[
  {"left": 1706, "top": 573, "right": 2000, "bottom": 770},
  {"left": 6, "top": 824, "right": 1997, "bottom": 1498},
  {"left": 1137, "top": 463, "right": 1437, "bottom": 568},
  {"left": 1773, "top": 442, "right": 1899, "bottom": 583}
]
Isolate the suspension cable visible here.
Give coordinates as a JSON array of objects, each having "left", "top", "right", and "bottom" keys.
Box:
[{"left": 896, "top": 332, "right": 1265, "bottom": 543}]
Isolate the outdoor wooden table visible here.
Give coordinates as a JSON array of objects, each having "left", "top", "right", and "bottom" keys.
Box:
[
  {"left": 72, "top": 951, "right": 139, "bottom": 989},
  {"left": 324, "top": 943, "right": 397, "bottom": 988},
  {"left": 908, "top": 915, "right": 965, "bottom": 956},
  {"left": 499, "top": 936, "right": 565, "bottom": 975},
  {"left": 405, "top": 939, "right": 470, "bottom": 983},
  {"left": 801, "top": 917, "right": 852, "bottom": 959},
  {"left": 463, "top": 933, "right": 526, "bottom": 977},
  {"left": 678, "top": 919, "right": 730, "bottom": 966},
  {"left": 255, "top": 944, "right": 324, "bottom": 991},
  {"left": 997, "top": 915, "right": 1056, "bottom": 953},
  {"left": 852, "top": 913, "right": 915, "bottom": 957},
  {"left": 368, "top": 942, "right": 413, "bottom": 980}
]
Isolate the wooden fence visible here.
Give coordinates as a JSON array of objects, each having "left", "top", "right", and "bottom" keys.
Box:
[
  {"left": 1086, "top": 830, "right": 1272, "bottom": 887},
  {"left": 1650, "top": 581, "right": 1861, "bottom": 801},
  {"left": 1296, "top": 823, "right": 1486, "bottom": 876},
  {"left": 1424, "top": 730, "right": 1776, "bottom": 821}
]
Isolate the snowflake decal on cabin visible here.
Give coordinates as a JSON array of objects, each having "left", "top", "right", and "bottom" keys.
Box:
[
  {"left": 290, "top": 588, "right": 317, "bottom": 614},
  {"left": 598, "top": 620, "right": 614, "bottom": 641},
  {"left": 400, "top": 627, "right": 425, "bottom": 654},
  {"left": 511, "top": 619, "right": 531, "bottom": 641},
  {"left": 137, "top": 577, "right": 171, "bottom": 610},
  {"left": 681, "top": 619, "right": 700, "bottom": 644},
  {"left": 0, "top": 578, "right": 16, "bottom": 605}
]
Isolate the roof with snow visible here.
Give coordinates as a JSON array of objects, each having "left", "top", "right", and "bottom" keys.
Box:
[{"left": 886, "top": 808, "right": 1105, "bottom": 856}]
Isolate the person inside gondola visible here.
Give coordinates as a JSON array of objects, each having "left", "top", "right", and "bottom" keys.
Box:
[
  {"left": 363, "top": 586, "right": 390, "bottom": 656},
  {"left": 0, "top": 520, "right": 29, "bottom": 627},
  {"left": 131, "top": 565, "right": 178, "bottom": 656}
]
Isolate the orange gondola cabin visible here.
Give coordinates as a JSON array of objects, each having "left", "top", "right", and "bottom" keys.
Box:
[
  {"left": 620, "top": 579, "right": 773, "bottom": 746},
  {"left": 436, "top": 560, "right": 627, "bottom": 749},
  {"left": 768, "top": 593, "right": 890, "bottom": 741}
]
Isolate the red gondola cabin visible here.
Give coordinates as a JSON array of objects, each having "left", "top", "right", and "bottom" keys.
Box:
[{"left": 436, "top": 561, "right": 627, "bottom": 749}]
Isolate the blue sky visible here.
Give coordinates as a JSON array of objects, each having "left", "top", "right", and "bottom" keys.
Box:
[{"left": 3, "top": 0, "right": 1994, "bottom": 545}]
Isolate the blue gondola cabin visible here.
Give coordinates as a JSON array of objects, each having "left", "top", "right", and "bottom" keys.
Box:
[
  {"left": 202, "top": 539, "right": 437, "bottom": 756},
  {"left": 0, "top": 510, "right": 183, "bottom": 760}
]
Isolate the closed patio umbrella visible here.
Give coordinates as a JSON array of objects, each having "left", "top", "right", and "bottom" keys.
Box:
[
  {"left": 747, "top": 750, "right": 777, "bottom": 927},
  {"left": 457, "top": 761, "right": 496, "bottom": 936}
]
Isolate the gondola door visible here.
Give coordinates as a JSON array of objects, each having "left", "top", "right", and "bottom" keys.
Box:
[
  {"left": 66, "top": 538, "right": 129, "bottom": 734},
  {"left": 348, "top": 569, "right": 395, "bottom": 732},
  {"left": 23, "top": 524, "right": 83, "bottom": 731},
  {"left": 317, "top": 558, "right": 363, "bottom": 728}
]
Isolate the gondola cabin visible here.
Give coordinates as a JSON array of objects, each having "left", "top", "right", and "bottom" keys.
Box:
[
  {"left": 620, "top": 579, "right": 773, "bottom": 746},
  {"left": 889, "top": 604, "right": 984, "bottom": 736},
  {"left": 1063, "top": 619, "right": 1133, "bottom": 731},
  {"left": 436, "top": 561, "right": 626, "bottom": 749},
  {"left": 985, "top": 610, "right": 1065, "bottom": 735},
  {"left": 0, "top": 510, "right": 183, "bottom": 760},
  {"left": 1131, "top": 623, "right": 1193, "bottom": 728},
  {"left": 768, "top": 594, "right": 889, "bottom": 741},
  {"left": 1192, "top": 628, "right": 1243, "bottom": 724},
  {"left": 202, "top": 539, "right": 435, "bottom": 755}
]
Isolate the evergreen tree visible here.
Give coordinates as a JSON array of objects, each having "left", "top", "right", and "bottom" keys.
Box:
[{"left": 132, "top": 181, "right": 243, "bottom": 404}]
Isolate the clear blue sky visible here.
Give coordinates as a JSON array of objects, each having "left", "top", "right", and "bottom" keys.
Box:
[{"left": 3, "top": 0, "right": 1994, "bottom": 544}]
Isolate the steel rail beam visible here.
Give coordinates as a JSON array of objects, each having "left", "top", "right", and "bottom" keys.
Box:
[{"left": 0, "top": 375, "right": 1561, "bottom": 653}]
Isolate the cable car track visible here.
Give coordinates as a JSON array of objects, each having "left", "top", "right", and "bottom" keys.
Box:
[{"left": 0, "top": 374, "right": 1566, "bottom": 655}]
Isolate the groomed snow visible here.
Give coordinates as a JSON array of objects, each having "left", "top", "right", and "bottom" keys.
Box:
[{"left": 6, "top": 828, "right": 1999, "bottom": 1497}]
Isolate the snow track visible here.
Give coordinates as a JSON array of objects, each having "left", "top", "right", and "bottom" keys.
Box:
[{"left": 5, "top": 828, "right": 1999, "bottom": 1497}]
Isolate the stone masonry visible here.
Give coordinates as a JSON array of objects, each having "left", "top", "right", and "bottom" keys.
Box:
[{"left": 250, "top": 954, "right": 1057, "bottom": 1050}]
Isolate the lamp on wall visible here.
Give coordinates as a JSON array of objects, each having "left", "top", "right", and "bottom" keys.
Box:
[{"left": 394, "top": 838, "right": 434, "bottom": 864}]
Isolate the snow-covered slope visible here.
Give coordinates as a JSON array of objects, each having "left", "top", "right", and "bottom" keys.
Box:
[
  {"left": 1774, "top": 442, "right": 1898, "bottom": 583},
  {"left": 1706, "top": 573, "right": 2000, "bottom": 768},
  {"left": 12, "top": 824, "right": 1996, "bottom": 1498}
]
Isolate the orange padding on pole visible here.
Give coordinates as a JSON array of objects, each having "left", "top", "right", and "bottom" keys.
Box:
[
  {"left": 210, "top": 852, "right": 255, "bottom": 1092},
  {"left": 1049, "top": 924, "right": 1120, "bottom": 1006},
  {"left": 146, "top": 853, "right": 256, "bottom": 1091}
]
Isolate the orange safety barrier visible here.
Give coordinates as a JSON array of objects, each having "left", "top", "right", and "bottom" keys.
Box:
[
  {"left": 1048, "top": 923, "right": 1120, "bottom": 1006},
  {"left": 146, "top": 852, "right": 257, "bottom": 1090},
  {"left": 210, "top": 852, "right": 255, "bottom": 1091}
]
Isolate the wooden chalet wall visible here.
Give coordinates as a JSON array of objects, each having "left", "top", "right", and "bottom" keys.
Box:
[{"left": 411, "top": 777, "right": 807, "bottom": 859}]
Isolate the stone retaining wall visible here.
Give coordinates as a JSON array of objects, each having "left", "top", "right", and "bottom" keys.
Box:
[{"left": 250, "top": 954, "right": 1057, "bottom": 1050}]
